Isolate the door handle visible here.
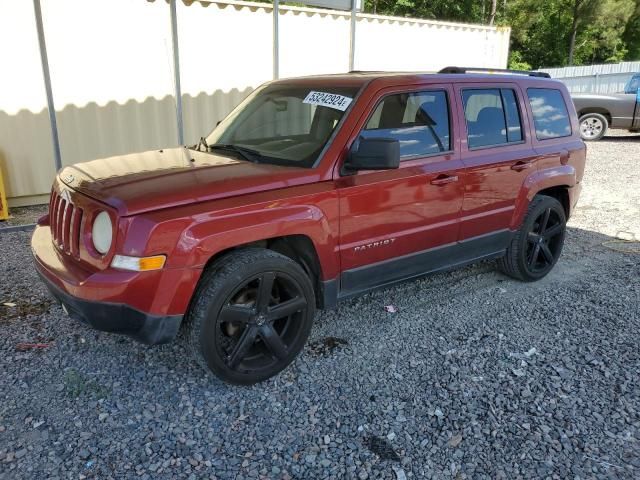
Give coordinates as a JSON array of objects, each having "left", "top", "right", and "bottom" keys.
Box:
[
  {"left": 511, "top": 160, "right": 533, "bottom": 171},
  {"left": 430, "top": 175, "right": 459, "bottom": 186}
]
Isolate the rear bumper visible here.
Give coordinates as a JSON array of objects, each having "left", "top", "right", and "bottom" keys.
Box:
[{"left": 32, "top": 225, "right": 187, "bottom": 345}]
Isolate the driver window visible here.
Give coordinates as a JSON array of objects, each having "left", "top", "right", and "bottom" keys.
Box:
[{"left": 361, "top": 90, "right": 451, "bottom": 159}]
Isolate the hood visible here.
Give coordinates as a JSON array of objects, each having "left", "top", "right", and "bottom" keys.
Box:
[{"left": 59, "top": 148, "right": 320, "bottom": 216}]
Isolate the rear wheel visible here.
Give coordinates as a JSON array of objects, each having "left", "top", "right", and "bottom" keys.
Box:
[
  {"left": 579, "top": 113, "right": 608, "bottom": 141},
  {"left": 186, "top": 249, "right": 315, "bottom": 385},
  {"left": 498, "top": 195, "right": 566, "bottom": 282}
]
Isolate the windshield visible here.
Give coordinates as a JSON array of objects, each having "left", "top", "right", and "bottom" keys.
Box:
[
  {"left": 624, "top": 74, "right": 640, "bottom": 94},
  {"left": 205, "top": 84, "right": 359, "bottom": 168}
]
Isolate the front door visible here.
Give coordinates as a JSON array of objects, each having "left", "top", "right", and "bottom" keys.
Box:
[{"left": 335, "top": 85, "right": 465, "bottom": 296}]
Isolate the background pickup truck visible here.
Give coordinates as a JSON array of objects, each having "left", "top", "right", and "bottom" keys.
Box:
[{"left": 572, "top": 73, "right": 640, "bottom": 141}]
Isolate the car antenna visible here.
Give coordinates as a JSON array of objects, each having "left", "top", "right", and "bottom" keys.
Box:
[{"left": 163, "top": 38, "right": 192, "bottom": 166}]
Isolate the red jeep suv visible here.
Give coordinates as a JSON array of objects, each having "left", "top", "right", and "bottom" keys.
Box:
[{"left": 32, "top": 67, "right": 586, "bottom": 384}]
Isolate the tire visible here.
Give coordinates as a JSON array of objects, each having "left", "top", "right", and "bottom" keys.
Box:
[
  {"left": 498, "top": 195, "right": 567, "bottom": 282},
  {"left": 579, "top": 113, "right": 608, "bottom": 141},
  {"left": 186, "top": 248, "right": 316, "bottom": 385}
]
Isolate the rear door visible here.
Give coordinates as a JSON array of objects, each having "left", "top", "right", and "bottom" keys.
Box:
[
  {"left": 335, "top": 84, "right": 465, "bottom": 295},
  {"left": 454, "top": 82, "right": 538, "bottom": 241}
]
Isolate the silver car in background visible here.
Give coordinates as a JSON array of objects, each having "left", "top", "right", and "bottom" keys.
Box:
[{"left": 571, "top": 73, "right": 640, "bottom": 141}]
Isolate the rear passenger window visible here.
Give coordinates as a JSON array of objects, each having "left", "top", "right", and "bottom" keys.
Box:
[
  {"left": 527, "top": 88, "right": 572, "bottom": 140},
  {"left": 462, "top": 88, "right": 523, "bottom": 148},
  {"left": 362, "top": 90, "right": 450, "bottom": 159}
]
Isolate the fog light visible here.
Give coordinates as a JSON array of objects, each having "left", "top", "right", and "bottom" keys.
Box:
[{"left": 111, "top": 254, "right": 166, "bottom": 272}]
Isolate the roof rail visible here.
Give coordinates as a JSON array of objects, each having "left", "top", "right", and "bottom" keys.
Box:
[{"left": 438, "top": 66, "right": 551, "bottom": 79}]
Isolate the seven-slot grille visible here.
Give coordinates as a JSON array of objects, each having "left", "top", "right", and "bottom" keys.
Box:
[{"left": 49, "top": 189, "right": 84, "bottom": 258}]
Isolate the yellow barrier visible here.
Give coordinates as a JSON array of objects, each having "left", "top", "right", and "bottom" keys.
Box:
[{"left": 0, "top": 165, "right": 9, "bottom": 220}]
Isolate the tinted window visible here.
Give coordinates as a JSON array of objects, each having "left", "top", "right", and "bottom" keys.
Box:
[
  {"left": 361, "top": 90, "right": 450, "bottom": 158},
  {"left": 462, "top": 88, "right": 523, "bottom": 148},
  {"left": 527, "top": 88, "right": 572, "bottom": 140}
]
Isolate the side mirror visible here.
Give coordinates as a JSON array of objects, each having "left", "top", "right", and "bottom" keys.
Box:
[{"left": 343, "top": 137, "right": 400, "bottom": 173}]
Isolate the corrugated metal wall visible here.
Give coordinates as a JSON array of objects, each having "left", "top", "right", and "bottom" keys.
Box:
[
  {"left": 539, "top": 61, "right": 640, "bottom": 94},
  {"left": 0, "top": 0, "right": 511, "bottom": 206}
]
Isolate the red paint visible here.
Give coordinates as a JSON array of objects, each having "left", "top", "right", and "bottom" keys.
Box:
[{"left": 32, "top": 73, "right": 586, "bottom": 318}]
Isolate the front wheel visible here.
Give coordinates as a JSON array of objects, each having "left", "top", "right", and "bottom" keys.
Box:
[
  {"left": 186, "top": 249, "right": 316, "bottom": 385},
  {"left": 579, "top": 113, "right": 608, "bottom": 141},
  {"left": 498, "top": 195, "right": 567, "bottom": 282}
]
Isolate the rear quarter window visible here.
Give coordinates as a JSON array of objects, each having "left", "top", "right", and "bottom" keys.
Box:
[{"left": 527, "top": 88, "right": 572, "bottom": 140}]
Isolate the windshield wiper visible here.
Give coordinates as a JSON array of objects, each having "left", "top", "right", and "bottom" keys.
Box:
[
  {"left": 191, "top": 136, "right": 209, "bottom": 152},
  {"left": 208, "top": 144, "right": 263, "bottom": 163}
]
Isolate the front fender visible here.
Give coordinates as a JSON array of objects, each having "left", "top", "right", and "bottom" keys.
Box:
[
  {"left": 510, "top": 165, "right": 576, "bottom": 230},
  {"left": 136, "top": 182, "right": 340, "bottom": 280},
  {"left": 115, "top": 185, "right": 340, "bottom": 315},
  {"left": 181, "top": 202, "right": 338, "bottom": 276}
]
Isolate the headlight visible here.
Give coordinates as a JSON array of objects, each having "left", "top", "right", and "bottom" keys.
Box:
[{"left": 92, "top": 211, "right": 113, "bottom": 254}]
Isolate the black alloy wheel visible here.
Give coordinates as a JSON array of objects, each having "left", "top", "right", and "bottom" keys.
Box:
[
  {"left": 498, "top": 195, "right": 567, "bottom": 281},
  {"left": 215, "top": 271, "right": 308, "bottom": 373},
  {"left": 187, "top": 249, "right": 315, "bottom": 385},
  {"left": 525, "top": 206, "right": 565, "bottom": 274}
]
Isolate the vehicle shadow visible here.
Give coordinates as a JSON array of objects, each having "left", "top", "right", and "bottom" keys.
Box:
[{"left": 317, "top": 225, "right": 637, "bottom": 317}]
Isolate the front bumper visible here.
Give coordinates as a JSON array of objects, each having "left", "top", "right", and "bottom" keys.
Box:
[
  {"left": 39, "top": 272, "right": 182, "bottom": 344},
  {"left": 32, "top": 225, "right": 186, "bottom": 345}
]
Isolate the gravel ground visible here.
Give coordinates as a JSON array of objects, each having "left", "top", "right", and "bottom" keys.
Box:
[
  {"left": 1, "top": 131, "right": 639, "bottom": 480},
  {"left": 0, "top": 204, "right": 47, "bottom": 228}
]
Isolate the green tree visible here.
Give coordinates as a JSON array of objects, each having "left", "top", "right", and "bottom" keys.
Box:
[
  {"left": 506, "top": 0, "right": 571, "bottom": 68},
  {"left": 623, "top": 0, "right": 640, "bottom": 59},
  {"left": 508, "top": 51, "right": 532, "bottom": 70},
  {"left": 505, "top": 0, "right": 634, "bottom": 67},
  {"left": 567, "top": 0, "right": 599, "bottom": 65},
  {"left": 573, "top": 0, "right": 634, "bottom": 64},
  {"left": 364, "top": 0, "right": 484, "bottom": 21},
  {"left": 360, "top": 0, "right": 637, "bottom": 68}
]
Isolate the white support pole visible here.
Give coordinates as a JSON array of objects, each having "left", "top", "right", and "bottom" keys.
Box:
[
  {"left": 348, "top": 0, "right": 357, "bottom": 71},
  {"left": 273, "top": 0, "right": 280, "bottom": 79},
  {"left": 170, "top": 0, "right": 184, "bottom": 145},
  {"left": 33, "top": 0, "right": 62, "bottom": 172}
]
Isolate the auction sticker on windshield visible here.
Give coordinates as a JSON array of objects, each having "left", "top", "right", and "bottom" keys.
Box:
[{"left": 303, "top": 91, "right": 353, "bottom": 111}]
